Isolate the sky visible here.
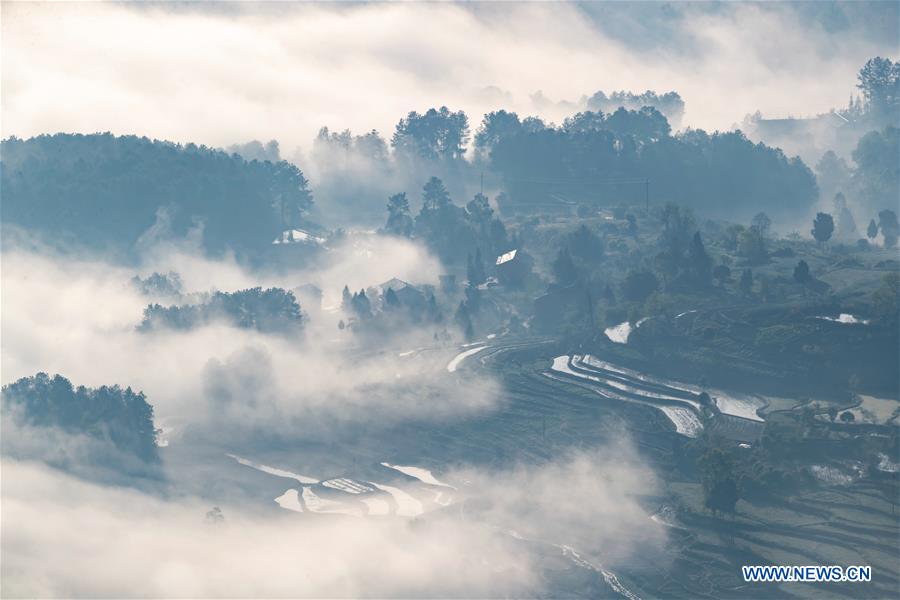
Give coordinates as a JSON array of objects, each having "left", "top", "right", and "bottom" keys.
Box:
[{"left": 2, "top": 1, "right": 898, "bottom": 155}]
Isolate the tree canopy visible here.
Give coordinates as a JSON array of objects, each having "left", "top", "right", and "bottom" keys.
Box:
[
  {"left": 1, "top": 133, "right": 314, "bottom": 256},
  {"left": 140, "top": 287, "right": 303, "bottom": 333},
  {"left": 2, "top": 373, "right": 158, "bottom": 463},
  {"left": 392, "top": 106, "right": 470, "bottom": 161}
]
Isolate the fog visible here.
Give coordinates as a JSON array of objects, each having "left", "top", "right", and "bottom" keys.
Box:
[
  {"left": 2, "top": 445, "right": 662, "bottom": 598},
  {"left": 2, "top": 3, "right": 898, "bottom": 597},
  {"left": 0, "top": 235, "right": 487, "bottom": 439},
  {"left": 3, "top": 2, "right": 895, "bottom": 151}
]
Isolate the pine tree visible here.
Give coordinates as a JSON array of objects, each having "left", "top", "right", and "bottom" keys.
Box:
[
  {"left": 552, "top": 247, "right": 578, "bottom": 285},
  {"left": 454, "top": 301, "right": 473, "bottom": 340},
  {"left": 867, "top": 218, "right": 879, "bottom": 240},
  {"left": 687, "top": 232, "right": 712, "bottom": 286},
  {"left": 384, "top": 288, "right": 400, "bottom": 309}
]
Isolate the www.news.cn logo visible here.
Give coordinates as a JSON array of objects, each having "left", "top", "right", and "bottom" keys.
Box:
[{"left": 743, "top": 565, "right": 872, "bottom": 583}]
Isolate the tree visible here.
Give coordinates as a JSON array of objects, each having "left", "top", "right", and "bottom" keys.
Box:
[
  {"left": 867, "top": 218, "right": 879, "bottom": 240},
  {"left": 827, "top": 406, "right": 838, "bottom": 422},
  {"left": 686, "top": 232, "right": 713, "bottom": 286},
  {"left": 878, "top": 209, "right": 899, "bottom": 248},
  {"left": 271, "top": 161, "right": 314, "bottom": 230},
  {"left": 811, "top": 212, "right": 835, "bottom": 245},
  {"left": 454, "top": 301, "right": 473, "bottom": 341},
  {"left": 488, "top": 122, "right": 817, "bottom": 218},
  {"left": 567, "top": 225, "right": 604, "bottom": 262},
  {"left": 738, "top": 226, "right": 767, "bottom": 264},
  {"left": 351, "top": 289, "right": 371, "bottom": 319},
  {"left": 699, "top": 448, "right": 740, "bottom": 516},
  {"left": 473, "top": 248, "right": 486, "bottom": 284},
  {"left": 552, "top": 247, "right": 579, "bottom": 286},
  {"left": 466, "top": 249, "right": 486, "bottom": 286},
  {"left": 422, "top": 176, "right": 451, "bottom": 211},
  {"left": 832, "top": 193, "right": 857, "bottom": 240},
  {"left": 474, "top": 110, "right": 522, "bottom": 160},
  {"left": 205, "top": 506, "right": 225, "bottom": 524},
  {"left": 391, "top": 106, "right": 470, "bottom": 161},
  {"left": 384, "top": 287, "right": 401, "bottom": 310},
  {"left": 586, "top": 89, "right": 685, "bottom": 128},
  {"left": 839, "top": 411, "right": 856, "bottom": 423},
  {"left": 751, "top": 212, "right": 771, "bottom": 239},
  {"left": 384, "top": 192, "right": 413, "bottom": 237},
  {"left": 793, "top": 260, "right": 812, "bottom": 285},
  {"left": 1, "top": 373, "right": 159, "bottom": 463},
  {"left": 739, "top": 269, "right": 753, "bottom": 295},
  {"left": 622, "top": 269, "right": 659, "bottom": 302},
  {"left": 466, "top": 192, "right": 493, "bottom": 227},
  {"left": 464, "top": 283, "right": 482, "bottom": 314},
  {"left": 0, "top": 134, "right": 311, "bottom": 257},
  {"left": 626, "top": 214, "right": 638, "bottom": 237},
  {"left": 851, "top": 127, "right": 899, "bottom": 213},
  {"left": 872, "top": 272, "right": 899, "bottom": 325},
  {"left": 139, "top": 287, "right": 303, "bottom": 333},
  {"left": 426, "top": 294, "right": 442, "bottom": 323},
  {"left": 342, "top": 285, "right": 352, "bottom": 310},
  {"left": 815, "top": 151, "right": 851, "bottom": 202},
  {"left": 856, "top": 57, "right": 900, "bottom": 124}
]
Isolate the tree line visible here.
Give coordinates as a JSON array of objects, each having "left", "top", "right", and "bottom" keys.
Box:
[{"left": 2, "top": 372, "right": 159, "bottom": 463}]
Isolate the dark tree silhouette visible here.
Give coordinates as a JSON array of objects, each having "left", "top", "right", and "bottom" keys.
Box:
[
  {"left": 878, "top": 209, "right": 899, "bottom": 248},
  {"left": 699, "top": 448, "right": 740, "bottom": 516},
  {"left": 391, "top": 106, "right": 470, "bottom": 161},
  {"left": 552, "top": 247, "right": 579, "bottom": 286},
  {"left": 384, "top": 192, "right": 413, "bottom": 237},
  {"left": 793, "top": 260, "right": 812, "bottom": 284},
  {"left": 0, "top": 134, "right": 313, "bottom": 256},
  {"left": 140, "top": 288, "right": 303, "bottom": 333},
  {"left": 811, "top": 212, "right": 835, "bottom": 245},
  {"left": 2, "top": 373, "right": 159, "bottom": 463},
  {"left": 867, "top": 218, "right": 879, "bottom": 240}
]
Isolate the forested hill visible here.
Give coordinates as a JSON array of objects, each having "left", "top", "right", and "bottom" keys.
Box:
[
  {"left": 2, "top": 372, "right": 159, "bottom": 464},
  {"left": 485, "top": 114, "right": 819, "bottom": 222},
  {"left": 0, "top": 133, "right": 314, "bottom": 256}
]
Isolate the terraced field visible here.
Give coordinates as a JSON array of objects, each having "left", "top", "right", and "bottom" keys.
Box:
[{"left": 165, "top": 334, "right": 898, "bottom": 599}]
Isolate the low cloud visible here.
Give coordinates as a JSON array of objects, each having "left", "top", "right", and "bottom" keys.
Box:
[
  {"left": 2, "top": 443, "right": 663, "bottom": 598},
  {"left": 0, "top": 235, "right": 482, "bottom": 441},
  {"left": 2, "top": 2, "right": 895, "bottom": 153}
]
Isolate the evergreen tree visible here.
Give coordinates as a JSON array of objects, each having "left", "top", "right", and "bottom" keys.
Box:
[
  {"left": 878, "top": 209, "right": 899, "bottom": 248},
  {"left": 454, "top": 301, "right": 473, "bottom": 340},
  {"left": 867, "top": 218, "right": 879, "bottom": 240},
  {"left": 422, "top": 176, "right": 451, "bottom": 211},
  {"left": 832, "top": 193, "right": 857, "bottom": 239},
  {"left": 426, "top": 294, "right": 442, "bottom": 323},
  {"left": 351, "top": 289, "right": 371, "bottom": 319},
  {"left": 473, "top": 248, "right": 486, "bottom": 284},
  {"left": 699, "top": 448, "right": 740, "bottom": 516},
  {"left": 751, "top": 212, "right": 771, "bottom": 239},
  {"left": 552, "top": 247, "right": 579, "bottom": 286},
  {"left": 793, "top": 260, "right": 811, "bottom": 284},
  {"left": 384, "top": 192, "right": 413, "bottom": 237},
  {"left": 2, "top": 373, "right": 159, "bottom": 463},
  {"left": 384, "top": 288, "right": 401, "bottom": 310},
  {"left": 811, "top": 212, "right": 835, "bottom": 245},
  {"left": 686, "top": 232, "right": 713, "bottom": 286}
]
